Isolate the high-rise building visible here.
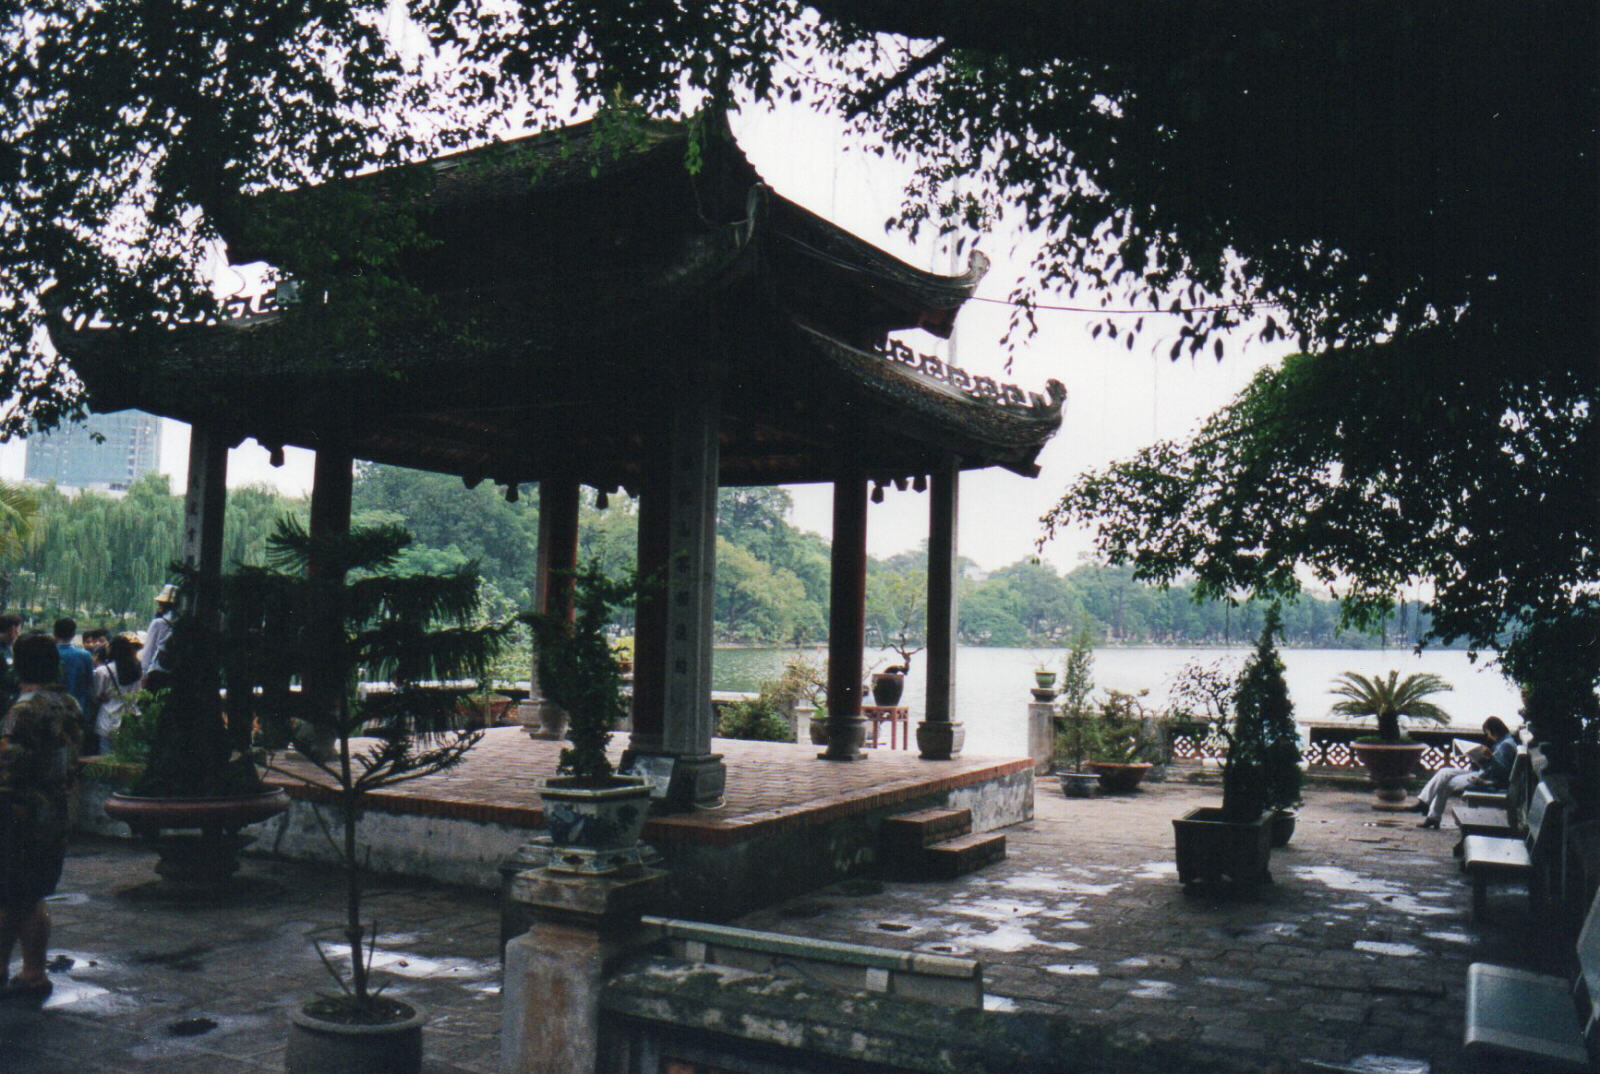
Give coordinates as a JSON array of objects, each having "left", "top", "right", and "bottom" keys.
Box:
[{"left": 24, "top": 410, "right": 162, "bottom": 492}]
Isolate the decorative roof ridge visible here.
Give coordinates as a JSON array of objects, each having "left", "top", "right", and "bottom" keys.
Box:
[{"left": 792, "top": 321, "right": 1065, "bottom": 420}]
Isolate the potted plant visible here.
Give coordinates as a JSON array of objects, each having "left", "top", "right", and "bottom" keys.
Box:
[
  {"left": 102, "top": 575, "right": 290, "bottom": 888},
  {"left": 1330, "top": 669, "right": 1452, "bottom": 806},
  {"left": 239, "top": 519, "right": 507, "bottom": 1074},
  {"left": 869, "top": 664, "right": 908, "bottom": 706},
  {"left": 1053, "top": 629, "right": 1101, "bottom": 797},
  {"left": 525, "top": 565, "right": 652, "bottom": 862},
  {"left": 1173, "top": 619, "right": 1275, "bottom": 891},
  {"left": 1033, "top": 663, "right": 1058, "bottom": 700},
  {"left": 1236, "top": 607, "right": 1302, "bottom": 845},
  {"left": 1088, "top": 688, "right": 1160, "bottom": 792}
]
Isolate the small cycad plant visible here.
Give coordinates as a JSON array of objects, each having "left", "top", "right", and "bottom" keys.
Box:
[{"left": 1329, "top": 669, "right": 1452, "bottom": 744}]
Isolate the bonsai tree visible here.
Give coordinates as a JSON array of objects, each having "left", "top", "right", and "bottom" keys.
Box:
[
  {"left": 1094, "top": 688, "right": 1161, "bottom": 764},
  {"left": 1329, "top": 670, "right": 1453, "bottom": 744},
  {"left": 255, "top": 519, "right": 509, "bottom": 1018},
  {"left": 1236, "top": 607, "right": 1302, "bottom": 812},
  {"left": 524, "top": 564, "right": 633, "bottom": 786},
  {"left": 1219, "top": 698, "right": 1269, "bottom": 823},
  {"left": 1055, "top": 628, "right": 1100, "bottom": 771}
]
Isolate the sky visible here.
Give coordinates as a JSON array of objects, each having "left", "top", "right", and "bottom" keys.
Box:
[{"left": 5, "top": 99, "right": 1291, "bottom": 573}]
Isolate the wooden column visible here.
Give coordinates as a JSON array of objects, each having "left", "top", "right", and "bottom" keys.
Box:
[
  {"left": 148, "top": 422, "right": 234, "bottom": 795},
  {"left": 917, "top": 461, "right": 965, "bottom": 759},
  {"left": 304, "top": 441, "right": 353, "bottom": 739},
  {"left": 626, "top": 464, "right": 670, "bottom": 753},
  {"left": 180, "top": 424, "right": 229, "bottom": 632},
  {"left": 652, "top": 370, "right": 725, "bottom": 808},
  {"left": 521, "top": 479, "right": 580, "bottom": 739},
  {"left": 822, "top": 472, "right": 869, "bottom": 760}
]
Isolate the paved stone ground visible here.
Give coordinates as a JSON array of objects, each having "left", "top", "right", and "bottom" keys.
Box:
[
  {"left": 0, "top": 843, "right": 503, "bottom": 1073},
  {"left": 1, "top": 777, "right": 1547, "bottom": 1073},
  {"left": 737, "top": 777, "right": 1546, "bottom": 1074}
]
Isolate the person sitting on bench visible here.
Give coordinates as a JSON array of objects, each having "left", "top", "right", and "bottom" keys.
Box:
[{"left": 1415, "top": 716, "right": 1516, "bottom": 829}]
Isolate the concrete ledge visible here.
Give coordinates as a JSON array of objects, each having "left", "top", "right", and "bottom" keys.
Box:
[
  {"left": 644, "top": 915, "right": 982, "bottom": 1007},
  {"left": 603, "top": 957, "right": 1276, "bottom": 1074}
]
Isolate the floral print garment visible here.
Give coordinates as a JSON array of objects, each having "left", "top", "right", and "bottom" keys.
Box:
[{"left": 0, "top": 687, "right": 83, "bottom": 849}]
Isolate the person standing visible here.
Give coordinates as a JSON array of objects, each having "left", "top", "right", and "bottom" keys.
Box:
[
  {"left": 91, "top": 635, "right": 143, "bottom": 756},
  {"left": 0, "top": 615, "right": 20, "bottom": 718},
  {"left": 0, "top": 632, "right": 82, "bottom": 1006},
  {"left": 52, "top": 620, "right": 94, "bottom": 754},
  {"left": 80, "top": 629, "right": 109, "bottom": 665},
  {"left": 141, "top": 584, "right": 179, "bottom": 693}
]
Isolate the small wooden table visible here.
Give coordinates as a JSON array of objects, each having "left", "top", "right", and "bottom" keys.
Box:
[{"left": 861, "top": 705, "right": 909, "bottom": 750}]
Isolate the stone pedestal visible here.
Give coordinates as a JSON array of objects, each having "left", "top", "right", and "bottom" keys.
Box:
[
  {"left": 1027, "top": 703, "right": 1057, "bottom": 774},
  {"left": 501, "top": 866, "right": 666, "bottom": 1074},
  {"left": 915, "top": 720, "right": 966, "bottom": 760},
  {"left": 518, "top": 698, "right": 568, "bottom": 741}
]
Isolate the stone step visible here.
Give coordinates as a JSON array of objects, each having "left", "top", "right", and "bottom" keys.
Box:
[
  {"left": 923, "top": 831, "right": 1007, "bottom": 880},
  {"left": 881, "top": 808, "right": 971, "bottom": 851}
]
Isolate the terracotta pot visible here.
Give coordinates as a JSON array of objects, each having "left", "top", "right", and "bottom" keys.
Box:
[
  {"left": 1172, "top": 806, "right": 1273, "bottom": 891},
  {"left": 870, "top": 673, "right": 905, "bottom": 707},
  {"left": 538, "top": 776, "right": 651, "bottom": 850},
  {"left": 105, "top": 789, "right": 290, "bottom": 885},
  {"left": 286, "top": 999, "right": 425, "bottom": 1074},
  {"left": 1088, "top": 761, "right": 1153, "bottom": 794},
  {"left": 1351, "top": 741, "right": 1427, "bottom": 806},
  {"left": 1057, "top": 772, "right": 1101, "bottom": 798}
]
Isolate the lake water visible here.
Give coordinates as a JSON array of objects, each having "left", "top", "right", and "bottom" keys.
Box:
[{"left": 712, "top": 645, "right": 1523, "bottom": 756}]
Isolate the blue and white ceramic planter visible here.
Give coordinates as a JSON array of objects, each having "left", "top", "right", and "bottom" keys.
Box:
[{"left": 539, "top": 776, "right": 651, "bottom": 850}]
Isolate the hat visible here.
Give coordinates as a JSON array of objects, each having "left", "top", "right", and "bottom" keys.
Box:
[{"left": 155, "top": 583, "right": 180, "bottom": 605}]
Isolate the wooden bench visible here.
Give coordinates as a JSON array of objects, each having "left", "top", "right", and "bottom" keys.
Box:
[
  {"left": 1464, "top": 884, "right": 1600, "bottom": 1071},
  {"left": 1461, "top": 745, "right": 1530, "bottom": 814},
  {"left": 1462, "top": 781, "right": 1564, "bottom": 923}
]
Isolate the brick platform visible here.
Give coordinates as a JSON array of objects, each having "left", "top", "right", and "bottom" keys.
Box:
[{"left": 253, "top": 728, "right": 1034, "bottom": 918}]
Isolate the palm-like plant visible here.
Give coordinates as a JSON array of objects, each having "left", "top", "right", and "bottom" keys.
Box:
[{"left": 1329, "top": 670, "right": 1453, "bottom": 744}]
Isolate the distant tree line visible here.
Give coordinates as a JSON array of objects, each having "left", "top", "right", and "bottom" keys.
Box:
[{"left": 6, "top": 464, "right": 1427, "bottom": 649}]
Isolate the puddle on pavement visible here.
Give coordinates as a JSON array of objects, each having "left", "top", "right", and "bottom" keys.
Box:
[
  {"left": 1135, "top": 861, "right": 1179, "bottom": 880},
  {"left": 319, "top": 944, "right": 500, "bottom": 980},
  {"left": 914, "top": 942, "right": 971, "bottom": 957},
  {"left": 1423, "top": 930, "right": 1474, "bottom": 945},
  {"left": 43, "top": 892, "right": 89, "bottom": 906},
  {"left": 957, "top": 923, "right": 1051, "bottom": 953},
  {"left": 1324, "top": 1056, "right": 1431, "bottom": 1074},
  {"left": 982, "top": 995, "right": 1018, "bottom": 1012},
  {"left": 1354, "top": 940, "right": 1423, "bottom": 958},
  {"left": 1291, "top": 866, "right": 1454, "bottom": 917},
  {"left": 39, "top": 977, "right": 111, "bottom": 1009},
  {"left": 949, "top": 897, "right": 1048, "bottom": 921},
  {"left": 1044, "top": 962, "right": 1099, "bottom": 977},
  {"left": 1128, "top": 980, "right": 1179, "bottom": 1000},
  {"left": 874, "top": 922, "right": 915, "bottom": 933},
  {"left": 1118, "top": 956, "right": 1150, "bottom": 969}
]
